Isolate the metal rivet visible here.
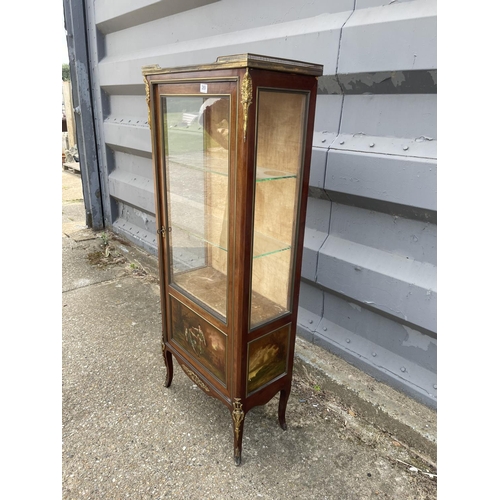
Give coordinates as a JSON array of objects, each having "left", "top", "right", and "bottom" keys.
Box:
[
  {"left": 369, "top": 143, "right": 375, "bottom": 147},
  {"left": 346, "top": 339, "right": 350, "bottom": 343},
  {"left": 323, "top": 327, "right": 327, "bottom": 331},
  {"left": 400, "top": 367, "right": 406, "bottom": 373},
  {"left": 339, "top": 140, "right": 345, "bottom": 145},
  {"left": 321, "top": 139, "right": 326, "bottom": 143},
  {"left": 372, "top": 352, "right": 376, "bottom": 357},
  {"left": 403, "top": 146, "right": 409, "bottom": 151},
  {"left": 308, "top": 320, "right": 313, "bottom": 324},
  {"left": 433, "top": 384, "right": 437, "bottom": 390}
]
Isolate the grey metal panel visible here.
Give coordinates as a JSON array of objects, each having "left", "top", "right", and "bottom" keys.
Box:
[
  {"left": 335, "top": 69, "right": 437, "bottom": 95},
  {"left": 339, "top": 94, "right": 437, "bottom": 141},
  {"left": 113, "top": 214, "right": 158, "bottom": 255},
  {"left": 297, "top": 281, "right": 324, "bottom": 343},
  {"left": 321, "top": 291, "right": 436, "bottom": 370},
  {"left": 329, "top": 203, "right": 436, "bottom": 266},
  {"left": 309, "top": 148, "right": 328, "bottom": 190},
  {"left": 108, "top": 170, "right": 155, "bottom": 214},
  {"left": 113, "top": 204, "right": 156, "bottom": 237},
  {"left": 111, "top": 151, "right": 153, "bottom": 179},
  {"left": 109, "top": 95, "right": 153, "bottom": 120},
  {"left": 98, "top": 12, "right": 350, "bottom": 88},
  {"left": 302, "top": 198, "right": 331, "bottom": 282},
  {"left": 330, "top": 133, "right": 436, "bottom": 159},
  {"left": 338, "top": 0, "right": 437, "bottom": 74},
  {"left": 103, "top": 0, "right": 353, "bottom": 57},
  {"left": 317, "top": 235, "right": 436, "bottom": 333},
  {"left": 329, "top": 94, "right": 437, "bottom": 158},
  {"left": 302, "top": 228, "right": 327, "bottom": 282},
  {"left": 313, "top": 311, "right": 437, "bottom": 406},
  {"left": 64, "top": 0, "right": 104, "bottom": 229},
  {"left": 356, "top": 0, "right": 416, "bottom": 8},
  {"left": 95, "top": 0, "right": 219, "bottom": 34},
  {"left": 306, "top": 198, "right": 332, "bottom": 234},
  {"left": 312, "top": 94, "right": 343, "bottom": 148},
  {"left": 297, "top": 285, "right": 437, "bottom": 407},
  {"left": 325, "top": 150, "right": 437, "bottom": 212},
  {"left": 103, "top": 121, "right": 152, "bottom": 157},
  {"left": 83, "top": 0, "right": 113, "bottom": 229}
]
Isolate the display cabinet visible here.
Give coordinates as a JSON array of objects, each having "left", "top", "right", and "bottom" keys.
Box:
[{"left": 143, "top": 54, "right": 322, "bottom": 465}]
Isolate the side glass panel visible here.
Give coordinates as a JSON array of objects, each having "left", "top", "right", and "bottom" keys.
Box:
[
  {"left": 162, "top": 95, "right": 230, "bottom": 321},
  {"left": 250, "top": 90, "right": 308, "bottom": 328}
]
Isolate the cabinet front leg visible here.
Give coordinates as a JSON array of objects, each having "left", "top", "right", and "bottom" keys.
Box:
[
  {"left": 278, "top": 386, "right": 290, "bottom": 430},
  {"left": 162, "top": 341, "right": 173, "bottom": 388},
  {"left": 232, "top": 398, "right": 245, "bottom": 466}
]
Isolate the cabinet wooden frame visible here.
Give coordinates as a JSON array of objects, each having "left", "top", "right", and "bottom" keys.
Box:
[{"left": 143, "top": 54, "right": 322, "bottom": 465}]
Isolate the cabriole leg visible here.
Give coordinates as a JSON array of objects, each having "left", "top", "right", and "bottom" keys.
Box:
[
  {"left": 278, "top": 386, "right": 290, "bottom": 430},
  {"left": 162, "top": 341, "right": 173, "bottom": 388}
]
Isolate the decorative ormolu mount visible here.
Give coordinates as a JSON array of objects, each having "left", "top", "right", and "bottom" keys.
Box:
[
  {"left": 232, "top": 398, "right": 245, "bottom": 440},
  {"left": 143, "top": 75, "right": 151, "bottom": 128},
  {"left": 181, "top": 364, "right": 210, "bottom": 393},
  {"left": 232, "top": 398, "right": 245, "bottom": 465},
  {"left": 240, "top": 68, "right": 253, "bottom": 141}
]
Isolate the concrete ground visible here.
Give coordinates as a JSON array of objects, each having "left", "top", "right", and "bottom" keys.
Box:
[{"left": 62, "top": 169, "right": 437, "bottom": 499}]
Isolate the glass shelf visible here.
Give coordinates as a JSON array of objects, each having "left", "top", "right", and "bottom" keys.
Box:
[
  {"left": 167, "top": 153, "right": 296, "bottom": 182},
  {"left": 169, "top": 207, "right": 291, "bottom": 259},
  {"left": 252, "top": 231, "right": 291, "bottom": 259},
  {"left": 170, "top": 212, "right": 228, "bottom": 252},
  {"left": 167, "top": 151, "right": 228, "bottom": 177},
  {"left": 256, "top": 167, "right": 296, "bottom": 182}
]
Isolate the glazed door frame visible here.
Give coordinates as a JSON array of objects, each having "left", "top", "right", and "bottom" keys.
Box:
[{"left": 152, "top": 77, "right": 239, "bottom": 398}]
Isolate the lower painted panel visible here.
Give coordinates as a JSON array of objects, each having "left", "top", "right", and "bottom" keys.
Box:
[
  {"left": 247, "top": 324, "right": 290, "bottom": 396},
  {"left": 170, "top": 296, "right": 228, "bottom": 386}
]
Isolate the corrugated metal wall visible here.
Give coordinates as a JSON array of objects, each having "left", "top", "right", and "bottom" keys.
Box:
[{"left": 66, "top": 0, "right": 437, "bottom": 408}]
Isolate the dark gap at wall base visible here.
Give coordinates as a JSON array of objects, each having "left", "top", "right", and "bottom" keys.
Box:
[
  {"left": 308, "top": 188, "right": 437, "bottom": 225},
  {"left": 318, "top": 70, "right": 437, "bottom": 95}
]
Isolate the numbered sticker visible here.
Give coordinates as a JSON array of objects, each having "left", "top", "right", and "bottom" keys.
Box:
[{"left": 200, "top": 83, "right": 208, "bottom": 93}]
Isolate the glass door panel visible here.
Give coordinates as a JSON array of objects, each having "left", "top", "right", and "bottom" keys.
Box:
[
  {"left": 250, "top": 90, "right": 308, "bottom": 328},
  {"left": 163, "top": 95, "right": 230, "bottom": 320}
]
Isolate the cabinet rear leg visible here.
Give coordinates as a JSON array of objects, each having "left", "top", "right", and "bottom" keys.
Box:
[
  {"left": 278, "top": 386, "right": 290, "bottom": 430},
  {"left": 162, "top": 341, "right": 173, "bottom": 388},
  {"left": 232, "top": 398, "right": 245, "bottom": 466}
]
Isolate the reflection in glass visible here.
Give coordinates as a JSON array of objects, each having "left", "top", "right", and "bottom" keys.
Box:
[
  {"left": 163, "top": 96, "right": 230, "bottom": 320},
  {"left": 250, "top": 90, "right": 307, "bottom": 328}
]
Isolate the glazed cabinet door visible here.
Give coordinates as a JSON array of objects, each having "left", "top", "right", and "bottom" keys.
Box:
[{"left": 156, "top": 80, "right": 237, "bottom": 394}]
